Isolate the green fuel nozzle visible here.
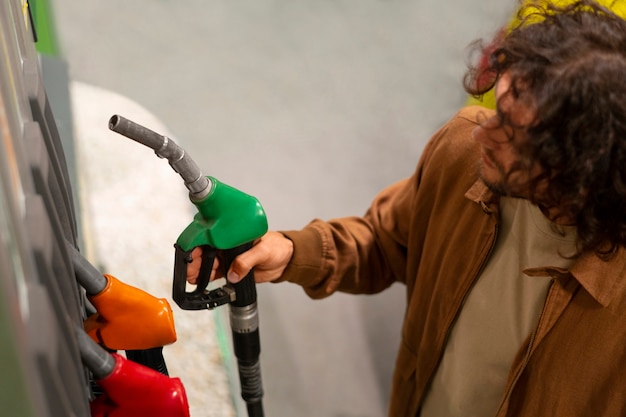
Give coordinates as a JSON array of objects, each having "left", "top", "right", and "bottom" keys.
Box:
[
  {"left": 177, "top": 177, "right": 267, "bottom": 251},
  {"left": 108, "top": 115, "right": 267, "bottom": 250},
  {"left": 109, "top": 115, "right": 267, "bottom": 417}
]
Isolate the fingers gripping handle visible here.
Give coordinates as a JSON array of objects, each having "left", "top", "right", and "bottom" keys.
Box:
[
  {"left": 221, "top": 242, "right": 257, "bottom": 307},
  {"left": 172, "top": 245, "right": 235, "bottom": 310},
  {"left": 172, "top": 241, "right": 259, "bottom": 311}
]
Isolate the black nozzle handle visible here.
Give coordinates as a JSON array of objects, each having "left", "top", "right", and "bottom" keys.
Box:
[
  {"left": 220, "top": 243, "right": 257, "bottom": 308},
  {"left": 108, "top": 115, "right": 211, "bottom": 199},
  {"left": 223, "top": 243, "right": 264, "bottom": 416},
  {"left": 125, "top": 347, "right": 169, "bottom": 376},
  {"left": 66, "top": 241, "right": 107, "bottom": 296},
  {"left": 172, "top": 244, "right": 236, "bottom": 310}
]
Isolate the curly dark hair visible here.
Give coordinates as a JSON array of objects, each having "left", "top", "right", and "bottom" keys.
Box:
[{"left": 464, "top": 0, "right": 626, "bottom": 260}]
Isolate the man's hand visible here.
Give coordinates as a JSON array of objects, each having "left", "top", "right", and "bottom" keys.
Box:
[{"left": 186, "top": 231, "right": 294, "bottom": 284}]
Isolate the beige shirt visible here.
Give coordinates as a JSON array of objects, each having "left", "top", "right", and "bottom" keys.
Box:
[{"left": 420, "top": 197, "right": 577, "bottom": 417}]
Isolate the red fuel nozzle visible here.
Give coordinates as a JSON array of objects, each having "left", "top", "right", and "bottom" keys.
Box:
[
  {"left": 84, "top": 274, "right": 177, "bottom": 350},
  {"left": 90, "top": 353, "right": 190, "bottom": 417}
]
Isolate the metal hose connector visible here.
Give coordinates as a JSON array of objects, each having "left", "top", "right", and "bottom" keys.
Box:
[{"left": 75, "top": 326, "right": 116, "bottom": 380}]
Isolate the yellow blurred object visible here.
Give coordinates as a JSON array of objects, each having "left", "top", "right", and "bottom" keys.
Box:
[
  {"left": 466, "top": 91, "right": 498, "bottom": 109},
  {"left": 466, "top": 0, "right": 626, "bottom": 109},
  {"left": 515, "top": 0, "right": 626, "bottom": 27}
]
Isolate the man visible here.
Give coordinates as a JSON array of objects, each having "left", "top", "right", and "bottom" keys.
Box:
[{"left": 189, "top": 1, "right": 626, "bottom": 415}]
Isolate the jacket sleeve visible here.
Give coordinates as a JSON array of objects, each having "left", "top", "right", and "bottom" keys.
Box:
[
  {"left": 276, "top": 128, "right": 455, "bottom": 299},
  {"left": 275, "top": 107, "right": 480, "bottom": 299},
  {"left": 277, "top": 176, "right": 415, "bottom": 299}
]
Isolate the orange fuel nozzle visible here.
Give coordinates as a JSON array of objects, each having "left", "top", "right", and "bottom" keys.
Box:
[
  {"left": 84, "top": 274, "right": 177, "bottom": 350},
  {"left": 68, "top": 242, "right": 176, "bottom": 350}
]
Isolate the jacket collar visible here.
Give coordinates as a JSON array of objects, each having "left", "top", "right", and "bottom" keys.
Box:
[
  {"left": 464, "top": 179, "right": 499, "bottom": 210},
  {"left": 568, "top": 249, "right": 626, "bottom": 307},
  {"left": 465, "top": 179, "right": 626, "bottom": 307}
]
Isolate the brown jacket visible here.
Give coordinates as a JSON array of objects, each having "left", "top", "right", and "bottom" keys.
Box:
[{"left": 279, "top": 106, "right": 626, "bottom": 416}]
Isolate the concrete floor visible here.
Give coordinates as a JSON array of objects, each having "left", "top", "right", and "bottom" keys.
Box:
[{"left": 49, "top": 1, "right": 515, "bottom": 416}]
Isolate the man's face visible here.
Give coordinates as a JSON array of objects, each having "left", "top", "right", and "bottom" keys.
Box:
[{"left": 472, "top": 73, "right": 541, "bottom": 198}]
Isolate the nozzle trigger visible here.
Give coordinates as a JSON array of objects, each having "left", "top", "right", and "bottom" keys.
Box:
[{"left": 172, "top": 244, "right": 235, "bottom": 310}]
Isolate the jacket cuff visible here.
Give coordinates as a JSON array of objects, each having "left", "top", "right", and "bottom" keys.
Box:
[{"left": 275, "top": 227, "right": 324, "bottom": 288}]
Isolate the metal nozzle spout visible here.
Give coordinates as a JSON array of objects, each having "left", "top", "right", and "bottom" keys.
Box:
[{"left": 108, "top": 115, "right": 211, "bottom": 199}]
